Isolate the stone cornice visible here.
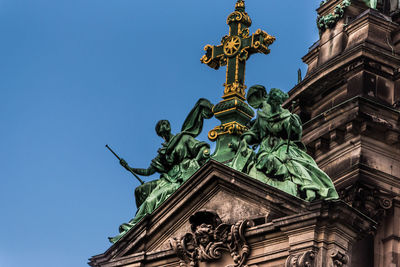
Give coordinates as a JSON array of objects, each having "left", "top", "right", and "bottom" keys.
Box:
[{"left": 90, "top": 200, "right": 376, "bottom": 267}]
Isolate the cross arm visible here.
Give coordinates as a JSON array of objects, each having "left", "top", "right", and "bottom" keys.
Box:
[
  {"left": 201, "top": 44, "right": 226, "bottom": 70},
  {"left": 243, "top": 29, "right": 275, "bottom": 57}
]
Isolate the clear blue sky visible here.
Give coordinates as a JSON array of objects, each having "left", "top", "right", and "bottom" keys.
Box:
[{"left": 0, "top": 1, "right": 321, "bottom": 266}]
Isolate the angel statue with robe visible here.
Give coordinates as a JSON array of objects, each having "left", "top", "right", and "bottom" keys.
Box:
[
  {"left": 109, "top": 98, "right": 214, "bottom": 243},
  {"left": 230, "top": 85, "right": 338, "bottom": 202}
]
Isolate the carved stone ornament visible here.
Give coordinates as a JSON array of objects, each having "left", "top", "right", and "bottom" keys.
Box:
[
  {"left": 339, "top": 182, "right": 393, "bottom": 221},
  {"left": 331, "top": 250, "right": 349, "bottom": 267},
  {"left": 170, "top": 211, "right": 253, "bottom": 267},
  {"left": 285, "top": 251, "right": 316, "bottom": 267}
]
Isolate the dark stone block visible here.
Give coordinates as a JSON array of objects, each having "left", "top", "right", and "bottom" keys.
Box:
[
  {"left": 351, "top": 235, "right": 374, "bottom": 267},
  {"left": 377, "top": 76, "right": 392, "bottom": 104},
  {"left": 348, "top": 72, "right": 364, "bottom": 97},
  {"left": 363, "top": 72, "right": 377, "bottom": 97}
]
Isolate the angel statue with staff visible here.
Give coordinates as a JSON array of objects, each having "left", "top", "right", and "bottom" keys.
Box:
[{"left": 108, "top": 98, "right": 214, "bottom": 243}]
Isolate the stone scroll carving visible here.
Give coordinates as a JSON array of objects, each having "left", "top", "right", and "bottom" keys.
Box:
[
  {"left": 331, "top": 250, "right": 349, "bottom": 267},
  {"left": 339, "top": 182, "right": 393, "bottom": 221},
  {"left": 285, "top": 251, "right": 315, "bottom": 267},
  {"left": 170, "top": 211, "right": 253, "bottom": 267}
]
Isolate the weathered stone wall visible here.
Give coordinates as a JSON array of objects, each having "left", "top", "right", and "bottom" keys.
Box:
[{"left": 287, "top": 2, "right": 400, "bottom": 266}]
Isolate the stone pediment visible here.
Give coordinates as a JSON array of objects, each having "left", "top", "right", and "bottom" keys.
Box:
[
  {"left": 90, "top": 160, "right": 309, "bottom": 266},
  {"left": 90, "top": 160, "right": 377, "bottom": 267}
]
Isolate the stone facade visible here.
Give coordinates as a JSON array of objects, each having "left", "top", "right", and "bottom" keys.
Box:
[
  {"left": 287, "top": 0, "right": 400, "bottom": 266},
  {"left": 89, "top": 161, "right": 375, "bottom": 267}
]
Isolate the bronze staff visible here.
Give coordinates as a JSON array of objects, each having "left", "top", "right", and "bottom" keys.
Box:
[
  {"left": 105, "top": 144, "right": 145, "bottom": 185},
  {"left": 286, "top": 101, "right": 297, "bottom": 154}
]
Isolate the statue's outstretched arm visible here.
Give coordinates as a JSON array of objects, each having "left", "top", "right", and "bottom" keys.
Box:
[
  {"left": 120, "top": 158, "right": 156, "bottom": 176},
  {"left": 130, "top": 166, "right": 156, "bottom": 176}
]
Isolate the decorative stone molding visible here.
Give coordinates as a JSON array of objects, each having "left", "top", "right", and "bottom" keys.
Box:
[
  {"left": 285, "top": 251, "right": 316, "bottom": 267},
  {"left": 331, "top": 250, "right": 349, "bottom": 267},
  {"left": 170, "top": 211, "right": 253, "bottom": 267},
  {"left": 324, "top": 200, "right": 377, "bottom": 237},
  {"left": 339, "top": 183, "right": 394, "bottom": 221}
]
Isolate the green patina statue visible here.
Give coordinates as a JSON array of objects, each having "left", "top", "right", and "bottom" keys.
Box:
[
  {"left": 107, "top": 1, "right": 340, "bottom": 245},
  {"left": 318, "top": 0, "right": 378, "bottom": 33},
  {"left": 317, "top": 0, "right": 351, "bottom": 33},
  {"left": 230, "top": 85, "right": 339, "bottom": 201},
  {"left": 109, "top": 98, "right": 214, "bottom": 243},
  {"left": 364, "top": 0, "right": 378, "bottom": 8}
]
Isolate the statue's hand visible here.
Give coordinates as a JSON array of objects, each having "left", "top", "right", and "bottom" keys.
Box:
[{"left": 120, "top": 158, "right": 129, "bottom": 169}]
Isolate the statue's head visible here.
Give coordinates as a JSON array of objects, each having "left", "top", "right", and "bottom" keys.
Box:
[
  {"left": 155, "top": 120, "right": 171, "bottom": 138},
  {"left": 195, "top": 223, "right": 214, "bottom": 246},
  {"left": 247, "top": 85, "right": 267, "bottom": 109},
  {"left": 268, "top": 88, "right": 288, "bottom": 106}
]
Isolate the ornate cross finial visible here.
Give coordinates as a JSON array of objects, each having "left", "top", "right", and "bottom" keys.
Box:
[
  {"left": 235, "top": 0, "right": 245, "bottom": 11},
  {"left": 201, "top": 1, "right": 275, "bottom": 101},
  {"left": 200, "top": 1, "right": 275, "bottom": 161}
]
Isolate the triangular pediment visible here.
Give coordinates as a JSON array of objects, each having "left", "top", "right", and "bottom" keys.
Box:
[{"left": 90, "top": 160, "right": 308, "bottom": 265}]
